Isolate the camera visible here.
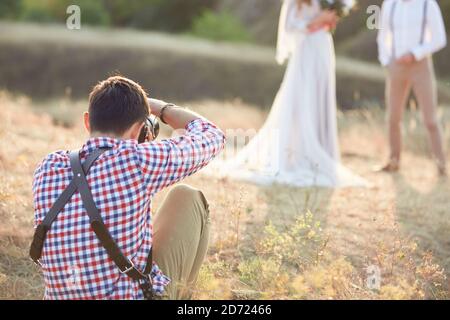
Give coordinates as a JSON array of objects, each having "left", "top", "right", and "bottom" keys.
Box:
[{"left": 138, "top": 115, "right": 160, "bottom": 143}]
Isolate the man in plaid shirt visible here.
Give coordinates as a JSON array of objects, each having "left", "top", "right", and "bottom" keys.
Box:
[{"left": 32, "top": 76, "right": 225, "bottom": 299}]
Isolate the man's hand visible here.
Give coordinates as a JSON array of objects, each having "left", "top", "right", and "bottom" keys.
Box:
[
  {"left": 397, "top": 53, "right": 416, "bottom": 65},
  {"left": 148, "top": 98, "right": 166, "bottom": 117},
  {"left": 148, "top": 98, "right": 202, "bottom": 130}
]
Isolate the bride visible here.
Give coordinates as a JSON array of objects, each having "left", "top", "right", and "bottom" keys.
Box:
[{"left": 216, "top": 0, "right": 367, "bottom": 187}]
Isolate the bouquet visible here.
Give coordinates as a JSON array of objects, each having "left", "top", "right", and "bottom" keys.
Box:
[{"left": 319, "top": 0, "right": 357, "bottom": 18}]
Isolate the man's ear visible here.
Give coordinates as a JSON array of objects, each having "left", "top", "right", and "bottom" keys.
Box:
[{"left": 83, "top": 112, "right": 90, "bottom": 133}]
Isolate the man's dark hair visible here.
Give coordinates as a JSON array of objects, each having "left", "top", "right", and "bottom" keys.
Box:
[{"left": 88, "top": 76, "right": 150, "bottom": 135}]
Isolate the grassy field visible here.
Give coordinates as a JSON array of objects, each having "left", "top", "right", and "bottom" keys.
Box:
[{"left": 0, "top": 91, "right": 449, "bottom": 300}]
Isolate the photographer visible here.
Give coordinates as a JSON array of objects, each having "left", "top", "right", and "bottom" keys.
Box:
[{"left": 31, "top": 76, "right": 225, "bottom": 300}]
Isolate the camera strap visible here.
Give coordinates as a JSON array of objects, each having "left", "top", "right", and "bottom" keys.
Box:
[{"left": 30, "top": 148, "right": 154, "bottom": 300}]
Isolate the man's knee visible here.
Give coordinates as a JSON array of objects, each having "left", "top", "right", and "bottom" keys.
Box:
[
  {"left": 169, "top": 184, "right": 198, "bottom": 197},
  {"left": 168, "top": 184, "right": 209, "bottom": 214}
]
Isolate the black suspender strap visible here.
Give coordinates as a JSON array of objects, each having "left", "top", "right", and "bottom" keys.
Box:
[
  {"left": 420, "top": 0, "right": 429, "bottom": 45},
  {"left": 390, "top": 0, "right": 429, "bottom": 61},
  {"left": 30, "top": 148, "right": 154, "bottom": 299},
  {"left": 390, "top": 0, "right": 398, "bottom": 60},
  {"left": 390, "top": 0, "right": 428, "bottom": 59}
]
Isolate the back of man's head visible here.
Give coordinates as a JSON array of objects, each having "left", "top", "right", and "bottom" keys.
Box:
[{"left": 88, "top": 76, "right": 150, "bottom": 135}]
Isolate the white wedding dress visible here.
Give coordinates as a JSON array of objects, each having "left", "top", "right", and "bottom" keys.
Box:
[{"left": 210, "top": 0, "right": 367, "bottom": 187}]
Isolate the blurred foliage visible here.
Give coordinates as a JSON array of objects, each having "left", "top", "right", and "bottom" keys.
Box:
[
  {"left": 0, "top": 0, "right": 22, "bottom": 19},
  {"left": 0, "top": 0, "right": 256, "bottom": 42},
  {"left": 2, "top": 0, "right": 450, "bottom": 38},
  {"left": 19, "top": 0, "right": 54, "bottom": 23},
  {"left": 190, "top": 10, "right": 252, "bottom": 43},
  {"left": 125, "top": 0, "right": 218, "bottom": 32},
  {"left": 19, "top": 0, "right": 110, "bottom": 25},
  {"left": 0, "top": 0, "right": 218, "bottom": 32}
]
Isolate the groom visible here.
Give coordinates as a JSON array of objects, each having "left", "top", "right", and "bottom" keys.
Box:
[{"left": 377, "top": 0, "right": 447, "bottom": 175}]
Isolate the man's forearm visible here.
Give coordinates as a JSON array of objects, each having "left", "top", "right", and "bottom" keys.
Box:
[{"left": 148, "top": 98, "right": 202, "bottom": 130}]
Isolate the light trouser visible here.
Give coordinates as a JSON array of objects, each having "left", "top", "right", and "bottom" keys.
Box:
[
  {"left": 152, "top": 184, "right": 211, "bottom": 300},
  {"left": 386, "top": 57, "right": 446, "bottom": 165}
]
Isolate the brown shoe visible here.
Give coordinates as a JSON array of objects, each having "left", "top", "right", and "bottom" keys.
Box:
[
  {"left": 374, "top": 159, "right": 400, "bottom": 173},
  {"left": 437, "top": 162, "right": 447, "bottom": 177}
]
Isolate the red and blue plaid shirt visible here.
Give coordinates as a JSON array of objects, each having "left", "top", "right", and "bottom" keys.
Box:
[{"left": 32, "top": 118, "right": 225, "bottom": 300}]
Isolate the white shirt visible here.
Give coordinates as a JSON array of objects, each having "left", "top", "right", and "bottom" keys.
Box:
[{"left": 377, "top": 0, "right": 447, "bottom": 66}]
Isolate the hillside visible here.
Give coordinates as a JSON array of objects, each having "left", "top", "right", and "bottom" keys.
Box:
[
  {"left": 1, "top": 22, "right": 450, "bottom": 110},
  {"left": 0, "top": 92, "right": 449, "bottom": 299}
]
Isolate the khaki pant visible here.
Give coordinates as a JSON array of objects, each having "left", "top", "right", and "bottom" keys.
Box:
[
  {"left": 152, "top": 184, "right": 210, "bottom": 300},
  {"left": 386, "top": 57, "right": 445, "bottom": 164}
]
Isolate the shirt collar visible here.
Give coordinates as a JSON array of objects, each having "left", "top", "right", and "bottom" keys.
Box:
[{"left": 80, "top": 136, "right": 120, "bottom": 155}]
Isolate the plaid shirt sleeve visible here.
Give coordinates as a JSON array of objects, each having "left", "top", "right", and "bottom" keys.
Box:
[
  {"left": 136, "top": 118, "right": 225, "bottom": 195},
  {"left": 32, "top": 163, "right": 44, "bottom": 228},
  {"left": 32, "top": 151, "right": 67, "bottom": 228}
]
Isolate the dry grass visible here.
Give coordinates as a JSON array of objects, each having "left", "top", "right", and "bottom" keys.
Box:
[{"left": 0, "top": 91, "right": 449, "bottom": 300}]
